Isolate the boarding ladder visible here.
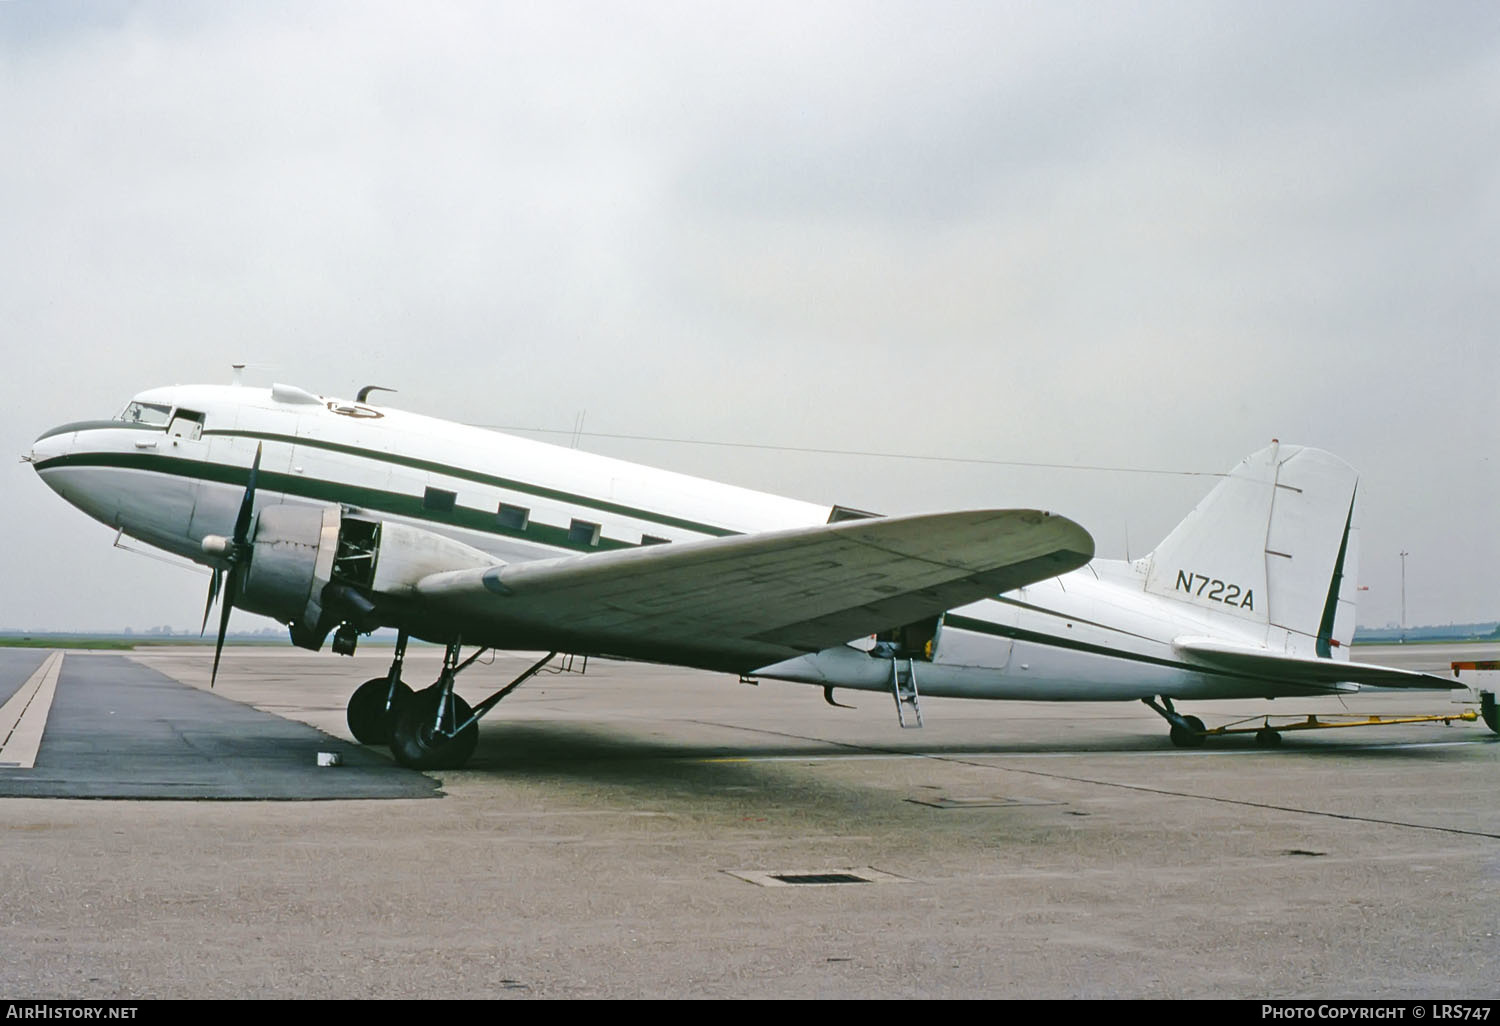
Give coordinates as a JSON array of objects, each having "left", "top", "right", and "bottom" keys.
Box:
[{"left": 890, "top": 657, "right": 923, "bottom": 728}]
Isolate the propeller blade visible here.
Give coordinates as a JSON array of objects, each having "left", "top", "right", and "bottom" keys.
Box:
[
  {"left": 210, "top": 569, "right": 239, "bottom": 688},
  {"left": 232, "top": 443, "right": 263, "bottom": 548},
  {"left": 212, "top": 445, "right": 261, "bottom": 686},
  {"left": 200, "top": 568, "right": 222, "bottom": 637}
]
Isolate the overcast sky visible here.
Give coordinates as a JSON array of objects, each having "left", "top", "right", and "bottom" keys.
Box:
[{"left": 2, "top": 0, "right": 1496, "bottom": 634}]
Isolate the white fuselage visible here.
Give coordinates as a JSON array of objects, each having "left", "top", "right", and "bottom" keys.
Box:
[{"left": 31, "top": 384, "right": 1287, "bottom": 703}]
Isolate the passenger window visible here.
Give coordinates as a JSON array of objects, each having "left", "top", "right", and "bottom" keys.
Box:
[
  {"left": 497, "top": 504, "right": 530, "bottom": 531},
  {"left": 568, "top": 519, "right": 601, "bottom": 547},
  {"left": 423, "top": 487, "right": 457, "bottom": 513}
]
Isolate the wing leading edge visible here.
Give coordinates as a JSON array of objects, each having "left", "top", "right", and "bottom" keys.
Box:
[{"left": 414, "top": 509, "right": 1094, "bottom": 671}]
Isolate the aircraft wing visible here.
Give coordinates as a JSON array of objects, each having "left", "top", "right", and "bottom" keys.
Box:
[
  {"left": 1173, "top": 637, "right": 1460, "bottom": 689},
  {"left": 414, "top": 509, "right": 1094, "bottom": 672}
]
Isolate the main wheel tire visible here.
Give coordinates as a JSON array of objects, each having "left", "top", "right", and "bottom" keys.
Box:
[
  {"left": 390, "top": 686, "right": 479, "bottom": 770},
  {"left": 1254, "top": 727, "right": 1283, "bottom": 748},
  {"left": 1169, "top": 714, "right": 1207, "bottom": 749},
  {"left": 347, "top": 677, "right": 413, "bottom": 745}
]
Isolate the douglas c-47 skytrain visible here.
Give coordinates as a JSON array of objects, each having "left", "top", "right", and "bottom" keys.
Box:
[{"left": 26, "top": 380, "right": 1494, "bottom": 769}]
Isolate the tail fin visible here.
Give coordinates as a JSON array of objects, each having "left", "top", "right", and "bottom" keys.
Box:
[{"left": 1144, "top": 443, "right": 1359, "bottom": 657}]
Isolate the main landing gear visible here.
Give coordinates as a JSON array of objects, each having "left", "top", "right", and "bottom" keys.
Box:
[
  {"left": 347, "top": 629, "right": 414, "bottom": 745},
  {"left": 344, "top": 633, "right": 557, "bottom": 771}
]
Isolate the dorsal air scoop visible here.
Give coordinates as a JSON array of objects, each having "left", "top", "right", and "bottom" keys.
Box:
[{"left": 270, "top": 383, "right": 323, "bottom": 405}]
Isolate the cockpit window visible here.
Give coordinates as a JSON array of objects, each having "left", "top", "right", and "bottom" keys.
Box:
[{"left": 117, "top": 401, "right": 172, "bottom": 426}]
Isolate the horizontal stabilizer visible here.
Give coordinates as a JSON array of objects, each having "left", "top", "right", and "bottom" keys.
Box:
[{"left": 1173, "top": 637, "right": 1459, "bottom": 690}]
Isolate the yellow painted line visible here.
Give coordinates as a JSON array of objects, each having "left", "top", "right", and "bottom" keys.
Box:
[{"left": 0, "top": 652, "right": 64, "bottom": 769}]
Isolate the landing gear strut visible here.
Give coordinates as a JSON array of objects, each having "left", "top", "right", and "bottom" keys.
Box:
[
  {"left": 347, "top": 629, "right": 413, "bottom": 744},
  {"left": 1143, "top": 696, "right": 1207, "bottom": 748},
  {"left": 392, "top": 683, "right": 479, "bottom": 770},
  {"left": 387, "top": 641, "right": 557, "bottom": 771}
]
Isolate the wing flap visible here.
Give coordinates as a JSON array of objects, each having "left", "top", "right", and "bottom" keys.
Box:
[
  {"left": 1173, "top": 636, "right": 1459, "bottom": 689},
  {"left": 416, "top": 509, "right": 1093, "bottom": 667}
]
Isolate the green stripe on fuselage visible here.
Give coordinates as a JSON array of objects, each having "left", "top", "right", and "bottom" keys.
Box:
[
  {"left": 32, "top": 451, "right": 648, "bottom": 553},
  {"left": 203, "top": 429, "right": 739, "bottom": 538}
]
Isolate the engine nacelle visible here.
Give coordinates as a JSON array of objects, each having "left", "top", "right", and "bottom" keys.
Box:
[
  {"left": 238, "top": 505, "right": 340, "bottom": 632},
  {"left": 234, "top": 504, "right": 501, "bottom": 651}
]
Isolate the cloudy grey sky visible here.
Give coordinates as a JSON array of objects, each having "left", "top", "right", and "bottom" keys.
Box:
[{"left": 2, "top": 0, "right": 1496, "bottom": 633}]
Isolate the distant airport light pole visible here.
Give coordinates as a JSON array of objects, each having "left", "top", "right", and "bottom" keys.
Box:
[{"left": 1399, "top": 550, "right": 1409, "bottom": 637}]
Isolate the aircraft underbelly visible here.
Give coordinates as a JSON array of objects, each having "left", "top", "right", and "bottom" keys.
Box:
[
  {"left": 35, "top": 464, "right": 121, "bottom": 531},
  {"left": 759, "top": 642, "right": 1203, "bottom": 701},
  {"left": 760, "top": 628, "right": 1325, "bottom": 702},
  {"left": 997, "top": 641, "right": 1194, "bottom": 700},
  {"left": 41, "top": 464, "right": 198, "bottom": 560}
]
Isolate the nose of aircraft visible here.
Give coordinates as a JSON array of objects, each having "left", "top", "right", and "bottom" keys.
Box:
[
  {"left": 28, "top": 422, "right": 132, "bottom": 531},
  {"left": 28, "top": 425, "right": 74, "bottom": 469}
]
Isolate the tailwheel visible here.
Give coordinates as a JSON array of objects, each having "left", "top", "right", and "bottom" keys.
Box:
[
  {"left": 391, "top": 686, "right": 479, "bottom": 771},
  {"left": 1169, "top": 714, "right": 1207, "bottom": 749},
  {"left": 1254, "top": 727, "right": 1283, "bottom": 748},
  {"left": 347, "top": 677, "right": 413, "bottom": 745}
]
